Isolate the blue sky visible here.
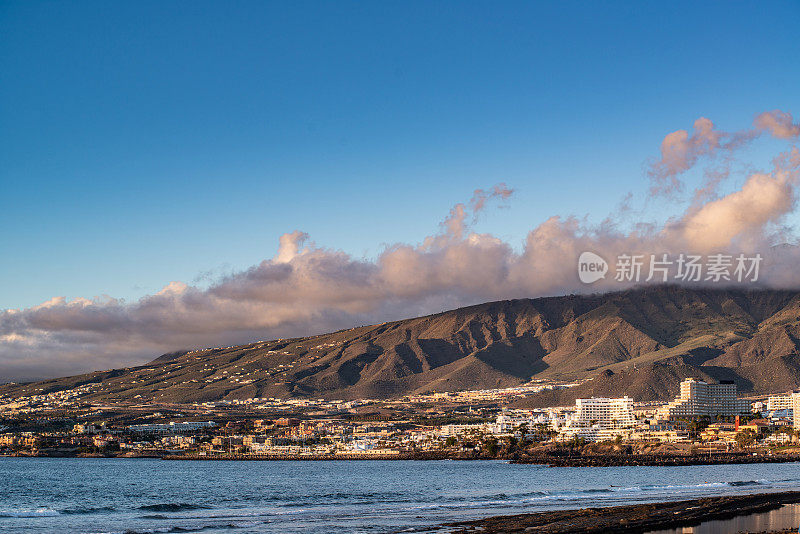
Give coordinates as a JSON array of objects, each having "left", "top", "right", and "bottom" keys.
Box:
[{"left": 1, "top": 0, "right": 799, "bottom": 311}]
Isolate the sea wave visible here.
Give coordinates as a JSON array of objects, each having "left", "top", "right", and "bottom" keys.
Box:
[
  {"left": 383, "top": 481, "right": 771, "bottom": 512},
  {"left": 0, "top": 508, "right": 60, "bottom": 518},
  {"left": 137, "top": 503, "right": 213, "bottom": 513},
  {"left": 62, "top": 505, "right": 116, "bottom": 515},
  {"left": 119, "top": 524, "right": 244, "bottom": 534}
]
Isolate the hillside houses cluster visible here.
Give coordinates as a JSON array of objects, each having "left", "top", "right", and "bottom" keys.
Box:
[{"left": 2, "top": 378, "right": 800, "bottom": 457}]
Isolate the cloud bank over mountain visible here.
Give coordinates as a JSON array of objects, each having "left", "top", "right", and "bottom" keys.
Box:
[{"left": 2, "top": 111, "right": 800, "bottom": 380}]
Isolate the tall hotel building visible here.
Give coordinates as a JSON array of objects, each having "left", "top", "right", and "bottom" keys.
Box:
[
  {"left": 557, "top": 396, "right": 636, "bottom": 442},
  {"left": 573, "top": 397, "right": 636, "bottom": 428},
  {"left": 657, "top": 378, "right": 750, "bottom": 420}
]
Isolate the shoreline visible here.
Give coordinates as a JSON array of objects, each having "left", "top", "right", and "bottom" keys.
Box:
[
  {"left": 513, "top": 452, "right": 800, "bottom": 467},
  {"left": 4, "top": 451, "right": 800, "bottom": 465},
  {"left": 445, "top": 491, "right": 800, "bottom": 533}
]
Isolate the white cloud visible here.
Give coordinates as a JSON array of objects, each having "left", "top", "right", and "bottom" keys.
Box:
[{"left": 1, "top": 114, "right": 800, "bottom": 381}]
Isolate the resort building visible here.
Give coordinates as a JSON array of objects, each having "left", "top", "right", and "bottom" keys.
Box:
[
  {"left": 792, "top": 392, "right": 800, "bottom": 431},
  {"left": 572, "top": 397, "right": 636, "bottom": 428},
  {"left": 73, "top": 421, "right": 107, "bottom": 434},
  {"left": 657, "top": 379, "right": 750, "bottom": 420},
  {"left": 767, "top": 393, "right": 793, "bottom": 411},
  {"left": 128, "top": 421, "right": 217, "bottom": 435},
  {"left": 493, "top": 410, "right": 565, "bottom": 434},
  {"left": 557, "top": 397, "right": 636, "bottom": 442}
]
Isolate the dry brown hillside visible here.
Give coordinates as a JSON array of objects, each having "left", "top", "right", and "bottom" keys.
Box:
[{"left": 3, "top": 285, "right": 800, "bottom": 403}]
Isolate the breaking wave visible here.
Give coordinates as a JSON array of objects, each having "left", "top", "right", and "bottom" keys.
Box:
[{"left": 137, "top": 503, "right": 213, "bottom": 513}]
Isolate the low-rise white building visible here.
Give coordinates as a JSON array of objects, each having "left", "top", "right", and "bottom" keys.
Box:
[
  {"left": 128, "top": 421, "right": 216, "bottom": 435},
  {"left": 440, "top": 423, "right": 491, "bottom": 437},
  {"left": 768, "top": 393, "right": 793, "bottom": 411},
  {"left": 73, "top": 422, "right": 106, "bottom": 434}
]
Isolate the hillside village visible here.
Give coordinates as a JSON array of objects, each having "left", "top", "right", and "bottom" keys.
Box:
[{"left": 3, "top": 377, "right": 800, "bottom": 462}]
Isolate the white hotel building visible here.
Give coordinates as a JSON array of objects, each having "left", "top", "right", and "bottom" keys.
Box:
[
  {"left": 573, "top": 397, "right": 636, "bottom": 427},
  {"left": 558, "top": 397, "right": 636, "bottom": 442},
  {"left": 793, "top": 393, "right": 800, "bottom": 431},
  {"left": 657, "top": 379, "right": 750, "bottom": 420},
  {"left": 768, "top": 393, "right": 794, "bottom": 412}
]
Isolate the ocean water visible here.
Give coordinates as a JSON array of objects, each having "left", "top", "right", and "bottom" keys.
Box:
[{"left": 1, "top": 458, "right": 799, "bottom": 533}]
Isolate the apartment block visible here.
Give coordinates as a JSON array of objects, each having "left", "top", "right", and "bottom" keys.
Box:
[
  {"left": 657, "top": 379, "right": 750, "bottom": 420},
  {"left": 572, "top": 397, "right": 636, "bottom": 428},
  {"left": 768, "top": 393, "right": 793, "bottom": 411},
  {"left": 793, "top": 392, "right": 800, "bottom": 431},
  {"left": 557, "top": 396, "right": 636, "bottom": 442}
]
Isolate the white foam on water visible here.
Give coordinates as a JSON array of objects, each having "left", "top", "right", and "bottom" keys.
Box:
[{"left": 0, "top": 507, "right": 60, "bottom": 518}]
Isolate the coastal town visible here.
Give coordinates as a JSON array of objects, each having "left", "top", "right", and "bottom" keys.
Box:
[{"left": 2, "top": 377, "right": 800, "bottom": 462}]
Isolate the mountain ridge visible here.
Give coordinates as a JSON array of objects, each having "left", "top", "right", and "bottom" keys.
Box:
[{"left": 3, "top": 285, "right": 800, "bottom": 403}]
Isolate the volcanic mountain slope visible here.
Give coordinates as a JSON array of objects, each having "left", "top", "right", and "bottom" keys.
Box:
[{"left": 4, "top": 285, "right": 800, "bottom": 403}]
